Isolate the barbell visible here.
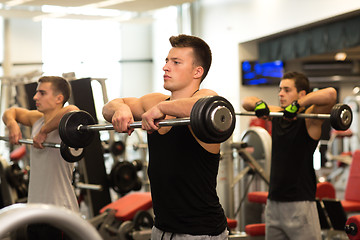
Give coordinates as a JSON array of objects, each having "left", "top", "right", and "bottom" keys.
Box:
[
  {"left": 59, "top": 96, "right": 236, "bottom": 148},
  {"left": 236, "top": 103, "right": 353, "bottom": 131},
  {"left": 58, "top": 96, "right": 352, "bottom": 150},
  {"left": 0, "top": 136, "right": 85, "bottom": 163}
]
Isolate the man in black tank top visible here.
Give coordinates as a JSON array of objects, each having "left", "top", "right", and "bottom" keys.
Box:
[
  {"left": 242, "top": 72, "right": 337, "bottom": 240},
  {"left": 103, "top": 35, "right": 228, "bottom": 239}
]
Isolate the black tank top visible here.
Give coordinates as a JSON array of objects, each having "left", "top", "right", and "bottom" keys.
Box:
[
  {"left": 268, "top": 114, "right": 318, "bottom": 201},
  {"left": 147, "top": 125, "right": 227, "bottom": 235}
]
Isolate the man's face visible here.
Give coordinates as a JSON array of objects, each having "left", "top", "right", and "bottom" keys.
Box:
[
  {"left": 162, "top": 47, "right": 197, "bottom": 91},
  {"left": 278, "top": 79, "right": 300, "bottom": 108},
  {"left": 33, "top": 82, "right": 61, "bottom": 113}
]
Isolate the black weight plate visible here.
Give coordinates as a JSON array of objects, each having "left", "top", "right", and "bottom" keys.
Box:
[
  {"left": 5, "top": 163, "right": 23, "bottom": 188},
  {"left": 189, "top": 96, "right": 206, "bottom": 141},
  {"left": 330, "top": 104, "right": 353, "bottom": 131},
  {"left": 5, "top": 163, "right": 28, "bottom": 198},
  {"left": 132, "top": 177, "right": 142, "bottom": 191},
  {"left": 196, "top": 96, "right": 223, "bottom": 143},
  {"left": 203, "top": 96, "right": 236, "bottom": 142},
  {"left": 191, "top": 96, "right": 235, "bottom": 143},
  {"left": 110, "top": 140, "right": 126, "bottom": 156},
  {"left": 132, "top": 159, "right": 143, "bottom": 171},
  {"left": 190, "top": 97, "right": 217, "bottom": 143},
  {"left": 117, "top": 221, "right": 134, "bottom": 240},
  {"left": 133, "top": 210, "right": 154, "bottom": 230},
  {"left": 59, "top": 111, "right": 96, "bottom": 148},
  {"left": 60, "top": 142, "right": 85, "bottom": 163},
  {"left": 109, "top": 161, "right": 137, "bottom": 194}
]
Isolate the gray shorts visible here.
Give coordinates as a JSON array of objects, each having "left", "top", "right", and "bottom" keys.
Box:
[
  {"left": 151, "top": 226, "right": 229, "bottom": 240},
  {"left": 265, "top": 200, "right": 321, "bottom": 240}
]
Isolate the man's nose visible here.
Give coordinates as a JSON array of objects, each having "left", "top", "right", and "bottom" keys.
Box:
[{"left": 163, "top": 63, "right": 169, "bottom": 71}]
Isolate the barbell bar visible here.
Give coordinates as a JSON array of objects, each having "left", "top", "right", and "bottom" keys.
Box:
[
  {"left": 0, "top": 136, "right": 85, "bottom": 163},
  {"left": 236, "top": 103, "right": 353, "bottom": 131},
  {"left": 75, "top": 182, "right": 103, "bottom": 191},
  {"left": 81, "top": 117, "right": 193, "bottom": 131},
  {"left": 237, "top": 112, "right": 330, "bottom": 119},
  {"left": 59, "top": 96, "right": 236, "bottom": 149}
]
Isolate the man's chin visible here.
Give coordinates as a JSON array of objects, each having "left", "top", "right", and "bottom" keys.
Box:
[
  {"left": 163, "top": 85, "right": 172, "bottom": 91},
  {"left": 279, "top": 102, "right": 287, "bottom": 108}
]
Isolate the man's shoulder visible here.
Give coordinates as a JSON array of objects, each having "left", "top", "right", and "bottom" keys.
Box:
[
  {"left": 139, "top": 93, "right": 169, "bottom": 111},
  {"left": 28, "top": 110, "right": 43, "bottom": 126},
  {"left": 141, "top": 93, "right": 170, "bottom": 103}
]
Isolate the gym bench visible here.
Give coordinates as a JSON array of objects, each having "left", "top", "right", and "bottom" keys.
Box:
[{"left": 90, "top": 192, "right": 238, "bottom": 239}]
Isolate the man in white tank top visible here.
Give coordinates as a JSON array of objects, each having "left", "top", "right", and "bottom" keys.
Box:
[{"left": 3, "top": 76, "right": 79, "bottom": 240}]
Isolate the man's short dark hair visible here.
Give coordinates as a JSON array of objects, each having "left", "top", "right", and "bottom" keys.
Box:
[
  {"left": 169, "top": 34, "right": 212, "bottom": 82},
  {"left": 282, "top": 71, "right": 310, "bottom": 94},
  {"left": 38, "top": 76, "right": 71, "bottom": 105}
]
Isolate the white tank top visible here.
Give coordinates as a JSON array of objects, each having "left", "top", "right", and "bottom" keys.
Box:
[{"left": 29, "top": 117, "right": 79, "bottom": 212}]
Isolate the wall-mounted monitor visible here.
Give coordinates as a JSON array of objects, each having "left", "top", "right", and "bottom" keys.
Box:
[{"left": 241, "top": 60, "right": 284, "bottom": 85}]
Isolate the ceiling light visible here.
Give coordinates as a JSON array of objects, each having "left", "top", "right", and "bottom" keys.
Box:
[
  {"left": 82, "top": 0, "right": 135, "bottom": 8},
  {"left": 334, "top": 52, "right": 347, "bottom": 61},
  {"left": 5, "top": 0, "right": 33, "bottom": 7},
  {"left": 32, "top": 12, "right": 67, "bottom": 22}
]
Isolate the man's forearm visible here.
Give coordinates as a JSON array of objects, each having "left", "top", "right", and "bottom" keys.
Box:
[
  {"left": 242, "top": 96, "right": 262, "bottom": 111},
  {"left": 2, "top": 109, "right": 17, "bottom": 127},
  {"left": 157, "top": 98, "right": 199, "bottom": 118},
  {"left": 102, "top": 99, "right": 126, "bottom": 122},
  {"left": 41, "top": 105, "right": 79, "bottom": 134},
  {"left": 298, "top": 87, "right": 337, "bottom": 108}
]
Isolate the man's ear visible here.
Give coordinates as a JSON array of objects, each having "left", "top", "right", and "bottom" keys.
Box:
[
  {"left": 298, "top": 90, "right": 306, "bottom": 98},
  {"left": 56, "top": 94, "right": 64, "bottom": 104},
  {"left": 194, "top": 66, "right": 204, "bottom": 80}
]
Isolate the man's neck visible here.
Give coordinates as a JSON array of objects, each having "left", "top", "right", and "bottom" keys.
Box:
[
  {"left": 170, "top": 86, "right": 199, "bottom": 100},
  {"left": 42, "top": 106, "right": 62, "bottom": 123}
]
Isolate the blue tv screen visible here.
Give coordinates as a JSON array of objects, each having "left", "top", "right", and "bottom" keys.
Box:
[{"left": 241, "top": 60, "right": 284, "bottom": 85}]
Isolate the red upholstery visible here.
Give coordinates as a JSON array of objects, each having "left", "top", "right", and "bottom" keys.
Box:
[
  {"left": 247, "top": 191, "right": 268, "bottom": 204},
  {"left": 316, "top": 181, "right": 336, "bottom": 200},
  {"left": 346, "top": 215, "right": 360, "bottom": 240},
  {"left": 342, "top": 201, "right": 360, "bottom": 212},
  {"left": 245, "top": 223, "right": 266, "bottom": 236},
  {"left": 249, "top": 118, "right": 272, "bottom": 135},
  {"left": 247, "top": 182, "right": 335, "bottom": 205},
  {"left": 227, "top": 218, "right": 237, "bottom": 229},
  {"left": 10, "top": 145, "right": 26, "bottom": 162},
  {"left": 100, "top": 192, "right": 152, "bottom": 221},
  {"left": 246, "top": 192, "right": 267, "bottom": 236},
  {"left": 100, "top": 192, "right": 239, "bottom": 229},
  {"left": 342, "top": 150, "right": 360, "bottom": 212}
]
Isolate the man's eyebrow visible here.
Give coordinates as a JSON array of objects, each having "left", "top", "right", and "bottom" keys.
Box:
[{"left": 167, "top": 57, "right": 182, "bottom": 61}]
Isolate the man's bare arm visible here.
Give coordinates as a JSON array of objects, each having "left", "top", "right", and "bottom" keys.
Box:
[
  {"left": 33, "top": 105, "right": 79, "bottom": 148},
  {"left": 103, "top": 93, "right": 168, "bottom": 134},
  {"left": 41, "top": 105, "right": 79, "bottom": 134},
  {"left": 242, "top": 96, "right": 282, "bottom": 112},
  {"left": 299, "top": 87, "right": 337, "bottom": 114},
  {"left": 3, "top": 108, "right": 41, "bottom": 127},
  {"left": 3, "top": 108, "right": 42, "bottom": 144},
  {"left": 155, "top": 89, "right": 217, "bottom": 118}
]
